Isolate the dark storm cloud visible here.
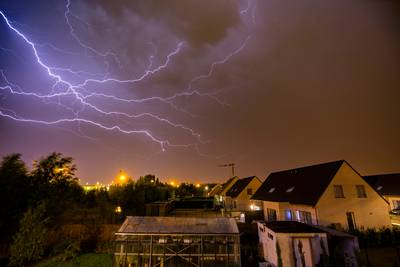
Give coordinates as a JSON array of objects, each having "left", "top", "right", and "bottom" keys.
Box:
[
  {"left": 82, "top": 0, "right": 240, "bottom": 46},
  {"left": 0, "top": 0, "right": 399, "bottom": 183}
]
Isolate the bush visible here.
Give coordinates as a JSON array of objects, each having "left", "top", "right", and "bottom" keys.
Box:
[{"left": 8, "top": 203, "right": 48, "bottom": 266}]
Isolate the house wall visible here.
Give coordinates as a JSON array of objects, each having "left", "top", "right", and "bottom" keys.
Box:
[
  {"left": 262, "top": 201, "right": 318, "bottom": 224},
  {"left": 257, "top": 222, "right": 278, "bottom": 265},
  {"left": 277, "top": 233, "right": 327, "bottom": 267},
  {"left": 316, "top": 162, "right": 391, "bottom": 230}
]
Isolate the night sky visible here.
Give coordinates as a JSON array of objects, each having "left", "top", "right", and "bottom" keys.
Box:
[{"left": 0, "top": 0, "right": 399, "bottom": 184}]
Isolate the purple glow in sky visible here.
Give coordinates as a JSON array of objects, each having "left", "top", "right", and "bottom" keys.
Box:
[{"left": 0, "top": 0, "right": 399, "bottom": 183}]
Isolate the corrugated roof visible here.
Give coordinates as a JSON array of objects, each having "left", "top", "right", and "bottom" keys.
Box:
[
  {"left": 226, "top": 176, "right": 256, "bottom": 198},
  {"left": 363, "top": 173, "right": 400, "bottom": 196},
  {"left": 116, "top": 216, "right": 239, "bottom": 235},
  {"left": 252, "top": 160, "right": 344, "bottom": 206}
]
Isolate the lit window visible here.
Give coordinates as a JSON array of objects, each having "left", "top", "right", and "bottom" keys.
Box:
[
  {"left": 297, "top": 210, "right": 312, "bottom": 224},
  {"left": 356, "top": 185, "right": 367, "bottom": 198},
  {"left": 285, "top": 210, "right": 293, "bottom": 220},
  {"left": 333, "top": 185, "right": 345, "bottom": 198}
]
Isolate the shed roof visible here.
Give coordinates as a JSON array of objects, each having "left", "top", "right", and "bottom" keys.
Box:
[
  {"left": 263, "top": 221, "right": 326, "bottom": 233},
  {"left": 116, "top": 216, "right": 239, "bottom": 235}
]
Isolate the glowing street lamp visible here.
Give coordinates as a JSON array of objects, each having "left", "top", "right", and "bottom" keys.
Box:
[
  {"left": 196, "top": 183, "right": 201, "bottom": 188},
  {"left": 119, "top": 174, "right": 126, "bottom": 182}
]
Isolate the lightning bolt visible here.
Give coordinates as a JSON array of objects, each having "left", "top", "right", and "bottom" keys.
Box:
[{"left": 0, "top": 0, "right": 255, "bottom": 154}]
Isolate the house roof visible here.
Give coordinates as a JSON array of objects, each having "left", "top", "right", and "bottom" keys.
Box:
[
  {"left": 263, "top": 221, "right": 326, "bottom": 233},
  {"left": 226, "top": 176, "right": 257, "bottom": 198},
  {"left": 252, "top": 160, "right": 345, "bottom": 206},
  {"left": 116, "top": 216, "right": 239, "bottom": 235},
  {"left": 363, "top": 173, "right": 400, "bottom": 196},
  {"left": 220, "top": 176, "right": 238, "bottom": 194},
  {"left": 208, "top": 184, "right": 223, "bottom": 196}
]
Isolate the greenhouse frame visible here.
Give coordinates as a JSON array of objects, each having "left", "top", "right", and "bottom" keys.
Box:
[{"left": 114, "top": 216, "right": 241, "bottom": 267}]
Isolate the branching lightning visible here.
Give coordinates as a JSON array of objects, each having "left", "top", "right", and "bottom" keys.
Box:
[{"left": 0, "top": 0, "right": 255, "bottom": 154}]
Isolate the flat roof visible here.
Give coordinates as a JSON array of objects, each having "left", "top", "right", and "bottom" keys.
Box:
[{"left": 116, "top": 216, "right": 239, "bottom": 235}]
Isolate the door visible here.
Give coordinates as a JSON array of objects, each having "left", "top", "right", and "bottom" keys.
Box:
[
  {"left": 293, "top": 238, "right": 313, "bottom": 267},
  {"left": 346, "top": 212, "right": 356, "bottom": 231}
]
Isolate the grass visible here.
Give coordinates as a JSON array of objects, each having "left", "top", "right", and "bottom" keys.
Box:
[{"left": 35, "top": 253, "right": 113, "bottom": 267}]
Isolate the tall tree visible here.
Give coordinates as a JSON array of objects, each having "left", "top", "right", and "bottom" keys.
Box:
[
  {"left": 0, "top": 154, "right": 29, "bottom": 236},
  {"left": 30, "top": 152, "right": 82, "bottom": 218}
]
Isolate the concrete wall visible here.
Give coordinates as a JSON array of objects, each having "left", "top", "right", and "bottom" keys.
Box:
[
  {"left": 316, "top": 162, "right": 391, "bottom": 229},
  {"left": 257, "top": 222, "right": 328, "bottom": 267}
]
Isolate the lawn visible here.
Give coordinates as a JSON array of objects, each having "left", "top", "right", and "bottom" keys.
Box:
[{"left": 35, "top": 253, "right": 113, "bottom": 267}]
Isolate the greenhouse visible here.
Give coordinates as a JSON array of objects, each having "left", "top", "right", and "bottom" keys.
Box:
[{"left": 114, "top": 216, "right": 241, "bottom": 267}]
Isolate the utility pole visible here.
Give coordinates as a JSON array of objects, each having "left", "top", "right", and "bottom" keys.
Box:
[{"left": 217, "top": 163, "right": 236, "bottom": 177}]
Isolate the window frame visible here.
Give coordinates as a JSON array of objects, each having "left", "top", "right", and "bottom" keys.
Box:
[
  {"left": 333, "top": 185, "right": 345, "bottom": 198},
  {"left": 356, "top": 185, "right": 367, "bottom": 198}
]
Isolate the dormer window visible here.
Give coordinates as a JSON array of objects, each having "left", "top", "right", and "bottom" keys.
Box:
[
  {"left": 268, "top": 187, "right": 275, "bottom": 193},
  {"left": 286, "top": 186, "right": 295, "bottom": 193}
]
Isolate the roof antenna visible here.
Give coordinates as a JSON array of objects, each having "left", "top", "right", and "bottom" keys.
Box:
[{"left": 217, "top": 163, "right": 236, "bottom": 177}]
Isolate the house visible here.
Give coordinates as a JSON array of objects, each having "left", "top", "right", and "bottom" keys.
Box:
[
  {"left": 363, "top": 173, "right": 400, "bottom": 211},
  {"left": 114, "top": 216, "right": 241, "bottom": 267},
  {"left": 257, "top": 220, "right": 358, "bottom": 267},
  {"left": 210, "top": 176, "right": 239, "bottom": 206},
  {"left": 363, "top": 173, "right": 400, "bottom": 226},
  {"left": 252, "top": 160, "right": 391, "bottom": 230},
  {"left": 224, "top": 176, "right": 262, "bottom": 212}
]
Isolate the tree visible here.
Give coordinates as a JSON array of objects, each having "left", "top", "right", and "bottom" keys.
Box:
[
  {"left": 30, "top": 152, "right": 82, "bottom": 218},
  {"left": 0, "top": 154, "right": 29, "bottom": 236},
  {"left": 9, "top": 202, "right": 48, "bottom": 267}
]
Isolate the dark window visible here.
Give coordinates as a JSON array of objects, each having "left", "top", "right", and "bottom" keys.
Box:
[
  {"left": 247, "top": 188, "right": 253, "bottom": 195},
  {"left": 356, "top": 185, "right": 367, "bottom": 198},
  {"left": 334, "top": 185, "right": 345, "bottom": 198},
  {"left": 267, "top": 208, "right": 277, "bottom": 221}
]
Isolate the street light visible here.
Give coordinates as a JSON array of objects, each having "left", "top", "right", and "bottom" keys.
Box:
[{"left": 119, "top": 174, "right": 126, "bottom": 182}]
